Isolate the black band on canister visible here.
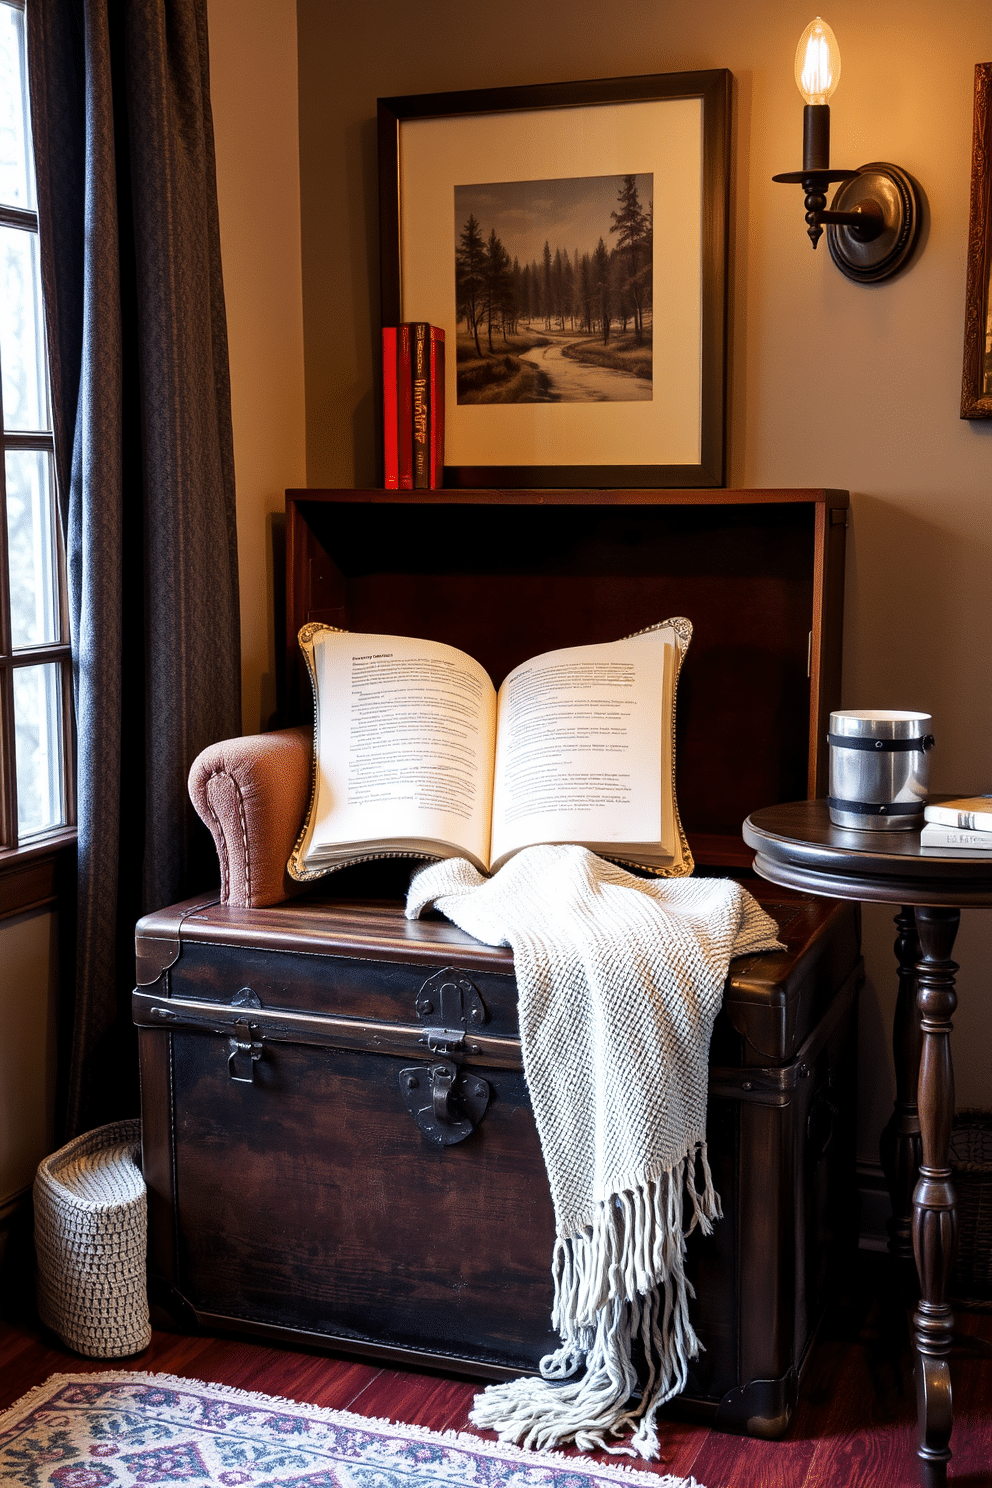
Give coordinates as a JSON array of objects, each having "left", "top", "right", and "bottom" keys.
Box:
[
  {"left": 827, "top": 733, "right": 935, "bottom": 753},
  {"left": 826, "top": 797, "right": 924, "bottom": 816}
]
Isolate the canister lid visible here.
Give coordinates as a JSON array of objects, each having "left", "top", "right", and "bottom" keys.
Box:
[{"left": 829, "top": 709, "right": 931, "bottom": 739}]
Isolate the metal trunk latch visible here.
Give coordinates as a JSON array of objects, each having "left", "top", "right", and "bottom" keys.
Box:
[
  {"left": 227, "top": 987, "right": 264, "bottom": 1083},
  {"left": 400, "top": 968, "right": 490, "bottom": 1144},
  {"left": 399, "top": 1060, "right": 490, "bottom": 1145}
]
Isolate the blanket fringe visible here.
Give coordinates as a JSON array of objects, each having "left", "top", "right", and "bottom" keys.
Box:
[{"left": 469, "top": 1142, "right": 720, "bottom": 1460}]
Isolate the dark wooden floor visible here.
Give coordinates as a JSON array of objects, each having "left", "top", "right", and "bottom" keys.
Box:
[{"left": 1, "top": 1248, "right": 989, "bottom": 1487}]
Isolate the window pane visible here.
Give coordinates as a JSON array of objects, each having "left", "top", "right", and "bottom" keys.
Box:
[
  {"left": 0, "top": 224, "right": 49, "bottom": 431},
  {"left": 13, "top": 663, "right": 65, "bottom": 837},
  {"left": 6, "top": 447, "right": 58, "bottom": 647},
  {"left": 0, "top": 3, "right": 34, "bottom": 210}
]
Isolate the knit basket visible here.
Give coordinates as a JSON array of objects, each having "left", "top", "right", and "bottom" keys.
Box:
[
  {"left": 33, "top": 1119, "right": 151, "bottom": 1357},
  {"left": 949, "top": 1109, "right": 992, "bottom": 1311}
]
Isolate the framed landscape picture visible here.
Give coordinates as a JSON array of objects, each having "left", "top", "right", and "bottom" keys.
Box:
[
  {"left": 961, "top": 61, "right": 992, "bottom": 419},
  {"left": 377, "top": 71, "right": 731, "bottom": 488}
]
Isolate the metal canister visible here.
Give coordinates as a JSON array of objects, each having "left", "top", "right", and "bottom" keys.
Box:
[{"left": 827, "top": 711, "right": 935, "bottom": 830}]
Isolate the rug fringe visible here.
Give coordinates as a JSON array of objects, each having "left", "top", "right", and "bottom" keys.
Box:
[
  {"left": 0, "top": 1375, "right": 81, "bottom": 1430},
  {"left": 0, "top": 1370, "right": 706, "bottom": 1486}
]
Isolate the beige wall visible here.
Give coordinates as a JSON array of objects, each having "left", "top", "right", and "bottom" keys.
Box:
[
  {"left": 293, "top": 0, "right": 992, "bottom": 1163},
  {"left": 0, "top": 911, "right": 58, "bottom": 1207},
  {"left": 208, "top": 0, "right": 307, "bottom": 735}
]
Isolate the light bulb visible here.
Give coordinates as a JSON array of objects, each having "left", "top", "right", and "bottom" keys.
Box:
[{"left": 795, "top": 17, "right": 841, "bottom": 106}]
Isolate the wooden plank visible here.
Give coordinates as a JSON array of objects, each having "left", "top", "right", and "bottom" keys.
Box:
[{"left": 288, "top": 486, "right": 849, "bottom": 507}]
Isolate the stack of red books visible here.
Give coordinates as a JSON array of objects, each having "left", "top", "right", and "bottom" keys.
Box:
[{"left": 382, "top": 323, "right": 444, "bottom": 488}]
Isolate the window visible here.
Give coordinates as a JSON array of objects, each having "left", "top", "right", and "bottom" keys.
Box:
[{"left": 0, "top": 0, "right": 73, "bottom": 853}]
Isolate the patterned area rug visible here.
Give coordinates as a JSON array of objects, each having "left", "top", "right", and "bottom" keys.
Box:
[{"left": 0, "top": 1373, "right": 705, "bottom": 1488}]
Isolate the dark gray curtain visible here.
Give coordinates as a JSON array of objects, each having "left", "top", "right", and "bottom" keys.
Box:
[{"left": 28, "top": 0, "right": 242, "bottom": 1135}]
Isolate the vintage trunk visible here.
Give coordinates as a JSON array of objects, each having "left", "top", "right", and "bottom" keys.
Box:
[
  {"left": 138, "top": 489, "right": 860, "bottom": 1437},
  {"left": 136, "top": 876, "right": 860, "bottom": 1437}
]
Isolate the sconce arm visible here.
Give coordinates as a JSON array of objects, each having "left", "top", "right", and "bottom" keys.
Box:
[
  {"left": 816, "top": 200, "right": 885, "bottom": 242},
  {"left": 773, "top": 169, "right": 874, "bottom": 249}
]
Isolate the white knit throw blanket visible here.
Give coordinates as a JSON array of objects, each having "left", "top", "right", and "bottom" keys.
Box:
[{"left": 405, "top": 844, "right": 783, "bottom": 1460}]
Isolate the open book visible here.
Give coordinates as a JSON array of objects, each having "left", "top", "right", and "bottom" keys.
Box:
[{"left": 288, "top": 619, "right": 693, "bottom": 881}]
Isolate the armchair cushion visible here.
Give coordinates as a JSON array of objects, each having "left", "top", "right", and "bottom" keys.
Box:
[{"left": 188, "top": 726, "right": 312, "bottom": 908}]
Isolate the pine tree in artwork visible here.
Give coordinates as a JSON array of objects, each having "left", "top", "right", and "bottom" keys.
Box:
[
  {"left": 483, "top": 229, "right": 513, "bottom": 349},
  {"left": 593, "top": 237, "right": 611, "bottom": 343},
  {"left": 610, "top": 174, "right": 652, "bottom": 345},
  {"left": 579, "top": 252, "right": 592, "bottom": 333},
  {"left": 456, "top": 214, "right": 487, "bottom": 356},
  {"left": 542, "top": 241, "right": 553, "bottom": 330}
]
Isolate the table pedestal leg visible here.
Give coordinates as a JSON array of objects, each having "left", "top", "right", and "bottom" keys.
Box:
[
  {"left": 911, "top": 905, "right": 959, "bottom": 1488},
  {"left": 880, "top": 906, "right": 923, "bottom": 1274}
]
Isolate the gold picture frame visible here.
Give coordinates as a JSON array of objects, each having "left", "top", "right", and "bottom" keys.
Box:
[{"left": 961, "top": 62, "right": 992, "bottom": 418}]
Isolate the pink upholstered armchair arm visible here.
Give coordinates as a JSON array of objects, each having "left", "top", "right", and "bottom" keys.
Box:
[{"left": 188, "top": 726, "right": 313, "bottom": 908}]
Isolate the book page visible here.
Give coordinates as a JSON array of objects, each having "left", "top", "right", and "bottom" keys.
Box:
[
  {"left": 489, "top": 627, "right": 674, "bottom": 867},
  {"left": 304, "top": 630, "right": 497, "bottom": 867}
]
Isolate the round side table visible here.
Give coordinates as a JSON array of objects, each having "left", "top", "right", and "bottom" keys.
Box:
[{"left": 742, "top": 800, "right": 992, "bottom": 1488}]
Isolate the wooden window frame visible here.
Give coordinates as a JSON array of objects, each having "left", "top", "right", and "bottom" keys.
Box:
[{"left": 0, "top": 0, "right": 76, "bottom": 908}]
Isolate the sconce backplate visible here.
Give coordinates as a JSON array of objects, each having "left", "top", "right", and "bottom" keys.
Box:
[{"left": 826, "top": 162, "right": 923, "bottom": 283}]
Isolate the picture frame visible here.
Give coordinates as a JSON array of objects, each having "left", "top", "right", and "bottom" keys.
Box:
[
  {"left": 377, "top": 71, "right": 731, "bottom": 488},
  {"left": 961, "top": 61, "right": 992, "bottom": 419}
]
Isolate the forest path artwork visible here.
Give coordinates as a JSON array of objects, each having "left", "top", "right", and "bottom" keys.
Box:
[
  {"left": 455, "top": 172, "right": 653, "bottom": 405},
  {"left": 516, "top": 329, "right": 653, "bottom": 402}
]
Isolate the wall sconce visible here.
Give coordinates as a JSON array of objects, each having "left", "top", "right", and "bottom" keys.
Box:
[{"left": 773, "top": 17, "right": 923, "bottom": 282}]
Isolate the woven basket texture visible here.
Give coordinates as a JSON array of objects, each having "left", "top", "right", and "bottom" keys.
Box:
[
  {"left": 950, "top": 1108, "right": 992, "bottom": 1310},
  {"left": 33, "top": 1119, "right": 151, "bottom": 1357}
]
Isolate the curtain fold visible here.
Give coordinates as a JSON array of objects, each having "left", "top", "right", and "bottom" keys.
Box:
[{"left": 28, "top": 0, "right": 242, "bottom": 1135}]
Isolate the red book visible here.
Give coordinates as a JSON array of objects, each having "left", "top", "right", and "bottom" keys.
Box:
[
  {"left": 381, "top": 327, "right": 398, "bottom": 488},
  {"left": 429, "top": 327, "right": 444, "bottom": 489},
  {"left": 410, "top": 323, "right": 430, "bottom": 489},
  {"left": 397, "top": 324, "right": 413, "bottom": 489}
]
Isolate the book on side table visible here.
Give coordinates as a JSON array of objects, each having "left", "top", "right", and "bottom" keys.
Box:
[
  {"left": 919, "top": 821, "right": 992, "bottom": 852},
  {"left": 923, "top": 794, "right": 992, "bottom": 833},
  {"left": 288, "top": 619, "right": 692, "bottom": 882}
]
